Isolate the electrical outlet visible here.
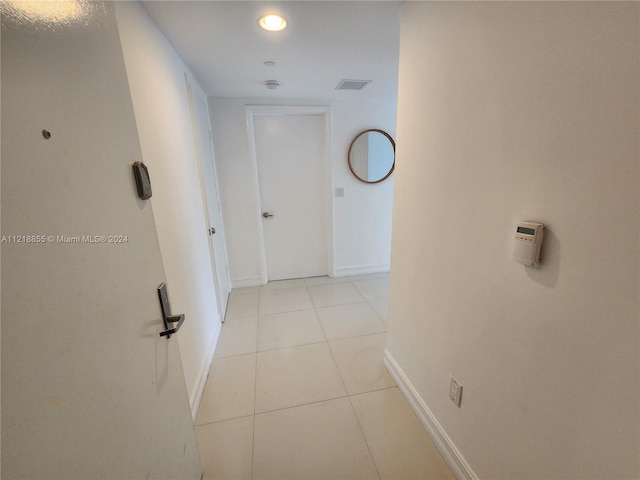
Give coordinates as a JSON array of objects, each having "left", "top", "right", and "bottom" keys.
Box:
[{"left": 449, "top": 376, "right": 463, "bottom": 407}]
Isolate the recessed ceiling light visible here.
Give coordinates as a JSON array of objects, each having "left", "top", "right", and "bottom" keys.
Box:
[
  {"left": 265, "top": 80, "right": 280, "bottom": 90},
  {"left": 264, "top": 61, "right": 276, "bottom": 67},
  {"left": 258, "top": 14, "right": 287, "bottom": 32},
  {"left": 2, "top": 0, "right": 90, "bottom": 24}
]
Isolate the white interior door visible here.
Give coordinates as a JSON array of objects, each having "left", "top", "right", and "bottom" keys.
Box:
[
  {"left": 187, "top": 79, "right": 231, "bottom": 318},
  {"left": 2, "top": 5, "right": 200, "bottom": 478},
  {"left": 253, "top": 113, "right": 329, "bottom": 281}
]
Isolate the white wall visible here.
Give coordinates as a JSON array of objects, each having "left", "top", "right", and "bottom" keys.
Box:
[
  {"left": 209, "top": 97, "right": 397, "bottom": 286},
  {"left": 387, "top": 2, "right": 639, "bottom": 479},
  {"left": 331, "top": 99, "right": 397, "bottom": 276},
  {"left": 115, "top": 2, "right": 220, "bottom": 415}
]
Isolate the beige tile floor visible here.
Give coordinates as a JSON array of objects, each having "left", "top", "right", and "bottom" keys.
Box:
[{"left": 195, "top": 274, "right": 454, "bottom": 480}]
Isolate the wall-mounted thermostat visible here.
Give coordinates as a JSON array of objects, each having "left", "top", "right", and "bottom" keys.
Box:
[{"left": 512, "top": 221, "right": 544, "bottom": 266}]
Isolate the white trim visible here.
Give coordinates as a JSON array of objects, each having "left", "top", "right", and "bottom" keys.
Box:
[
  {"left": 231, "top": 276, "right": 265, "bottom": 288},
  {"left": 244, "top": 105, "right": 334, "bottom": 282},
  {"left": 333, "top": 264, "right": 390, "bottom": 277},
  {"left": 190, "top": 321, "right": 222, "bottom": 421},
  {"left": 383, "top": 349, "right": 479, "bottom": 480},
  {"left": 184, "top": 74, "right": 224, "bottom": 320},
  {"left": 246, "top": 105, "right": 332, "bottom": 116},
  {"left": 322, "top": 110, "right": 335, "bottom": 278},
  {"left": 244, "top": 110, "right": 269, "bottom": 285},
  {"left": 198, "top": 87, "right": 232, "bottom": 318}
]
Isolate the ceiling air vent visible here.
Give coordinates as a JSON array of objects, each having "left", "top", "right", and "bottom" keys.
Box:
[{"left": 335, "top": 79, "right": 371, "bottom": 91}]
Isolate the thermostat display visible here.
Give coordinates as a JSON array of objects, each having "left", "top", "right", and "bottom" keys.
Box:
[
  {"left": 516, "top": 226, "right": 536, "bottom": 236},
  {"left": 512, "top": 221, "right": 544, "bottom": 266}
]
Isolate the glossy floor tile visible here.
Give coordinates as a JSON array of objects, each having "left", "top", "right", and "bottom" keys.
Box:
[
  {"left": 351, "top": 388, "right": 455, "bottom": 480},
  {"left": 255, "top": 342, "right": 346, "bottom": 413},
  {"left": 303, "top": 275, "right": 350, "bottom": 286},
  {"left": 329, "top": 333, "right": 396, "bottom": 395},
  {"left": 307, "top": 281, "right": 365, "bottom": 308},
  {"left": 200, "top": 274, "right": 454, "bottom": 480},
  {"left": 196, "top": 353, "right": 256, "bottom": 425},
  {"left": 369, "top": 298, "right": 389, "bottom": 321},
  {"left": 351, "top": 277, "right": 390, "bottom": 302},
  {"left": 259, "top": 286, "right": 314, "bottom": 315},
  {"left": 257, "top": 308, "right": 325, "bottom": 351},
  {"left": 214, "top": 316, "right": 257, "bottom": 358},
  {"left": 253, "top": 398, "right": 379, "bottom": 480},
  {"left": 196, "top": 416, "right": 254, "bottom": 480},
  {"left": 225, "top": 291, "right": 260, "bottom": 320},
  {"left": 260, "top": 278, "right": 306, "bottom": 291},
  {"left": 230, "top": 286, "right": 260, "bottom": 296},
  {"left": 316, "top": 302, "right": 387, "bottom": 340},
  {"left": 348, "top": 272, "right": 389, "bottom": 281}
]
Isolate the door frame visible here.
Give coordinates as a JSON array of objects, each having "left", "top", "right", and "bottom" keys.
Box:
[
  {"left": 186, "top": 74, "right": 231, "bottom": 318},
  {"left": 245, "top": 105, "right": 334, "bottom": 284}
]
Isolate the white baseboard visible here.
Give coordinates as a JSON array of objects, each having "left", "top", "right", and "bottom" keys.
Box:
[
  {"left": 190, "top": 321, "right": 222, "bottom": 422},
  {"left": 231, "top": 276, "right": 264, "bottom": 288},
  {"left": 383, "top": 349, "right": 478, "bottom": 480},
  {"left": 333, "top": 264, "right": 390, "bottom": 277}
]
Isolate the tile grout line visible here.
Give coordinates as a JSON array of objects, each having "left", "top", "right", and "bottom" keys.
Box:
[
  {"left": 207, "top": 276, "right": 390, "bottom": 479},
  {"left": 251, "top": 290, "right": 262, "bottom": 480},
  {"left": 255, "top": 393, "right": 351, "bottom": 417},
  {"left": 328, "top": 329, "right": 389, "bottom": 346},
  {"left": 197, "top": 384, "right": 399, "bottom": 428},
  {"left": 258, "top": 305, "right": 316, "bottom": 317},
  {"left": 307, "top": 282, "right": 320, "bottom": 310},
  {"left": 251, "top": 384, "right": 399, "bottom": 419},
  {"left": 318, "top": 288, "right": 382, "bottom": 480},
  {"left": 347, "top": 393, "right": 383, "bottom": 480},
  {"left": 196, "top": 413, "right": 255, "bottom": 429},
  {"left": 315, "top": 298, "right": 372, "bottom": 310},
  {"left": 328, "top": 276, "right": 386, "bottom": 479},
  {"left": 256, "top": 338, "right": 327, "bottom": 355}
]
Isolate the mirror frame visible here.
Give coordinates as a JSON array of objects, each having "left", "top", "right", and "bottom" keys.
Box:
[{"left": 347, "top": 129, "right": 396, "bottom": 184}]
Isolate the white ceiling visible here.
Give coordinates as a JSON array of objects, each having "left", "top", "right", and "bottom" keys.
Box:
[{"left": 141, "top": 1, "right": 401, "bottom": 100}]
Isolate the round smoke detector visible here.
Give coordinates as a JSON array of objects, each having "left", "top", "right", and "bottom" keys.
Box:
[{"left": 265, "top": 80, "right": 280, "bottom": 90}]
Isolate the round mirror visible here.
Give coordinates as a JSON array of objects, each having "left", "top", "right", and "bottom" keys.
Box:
[{"left": 347, "top": 129, "right": 395, "bottom": 184}]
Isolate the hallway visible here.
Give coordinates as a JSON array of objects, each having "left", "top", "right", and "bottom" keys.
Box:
[{"left": 195, "top": 274, "right": 454, "bottom": 479}]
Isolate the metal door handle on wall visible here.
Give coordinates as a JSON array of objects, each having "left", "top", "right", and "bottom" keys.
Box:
[
  {"left": 157, "top": 283, "right": 185, "bottom": 339},
  {"left": 262, "top": 212, "right": 274, "bottom": 218},
  {"left": 159, "top": 314, "right": 185, "bottom": 338}
]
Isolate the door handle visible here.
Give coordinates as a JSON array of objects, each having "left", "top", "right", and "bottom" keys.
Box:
[
  {"left": 209, "top": 227, "right": 216, "bottom": 235},
  {"left": 262, "top": 212, "right": 274, "bottom": 218},
  {"left": 159, "top": 314, "right": 185, "bottom": 338},
  {"left": 157, "top": 283, "right": 185, "bottom": 339}
]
